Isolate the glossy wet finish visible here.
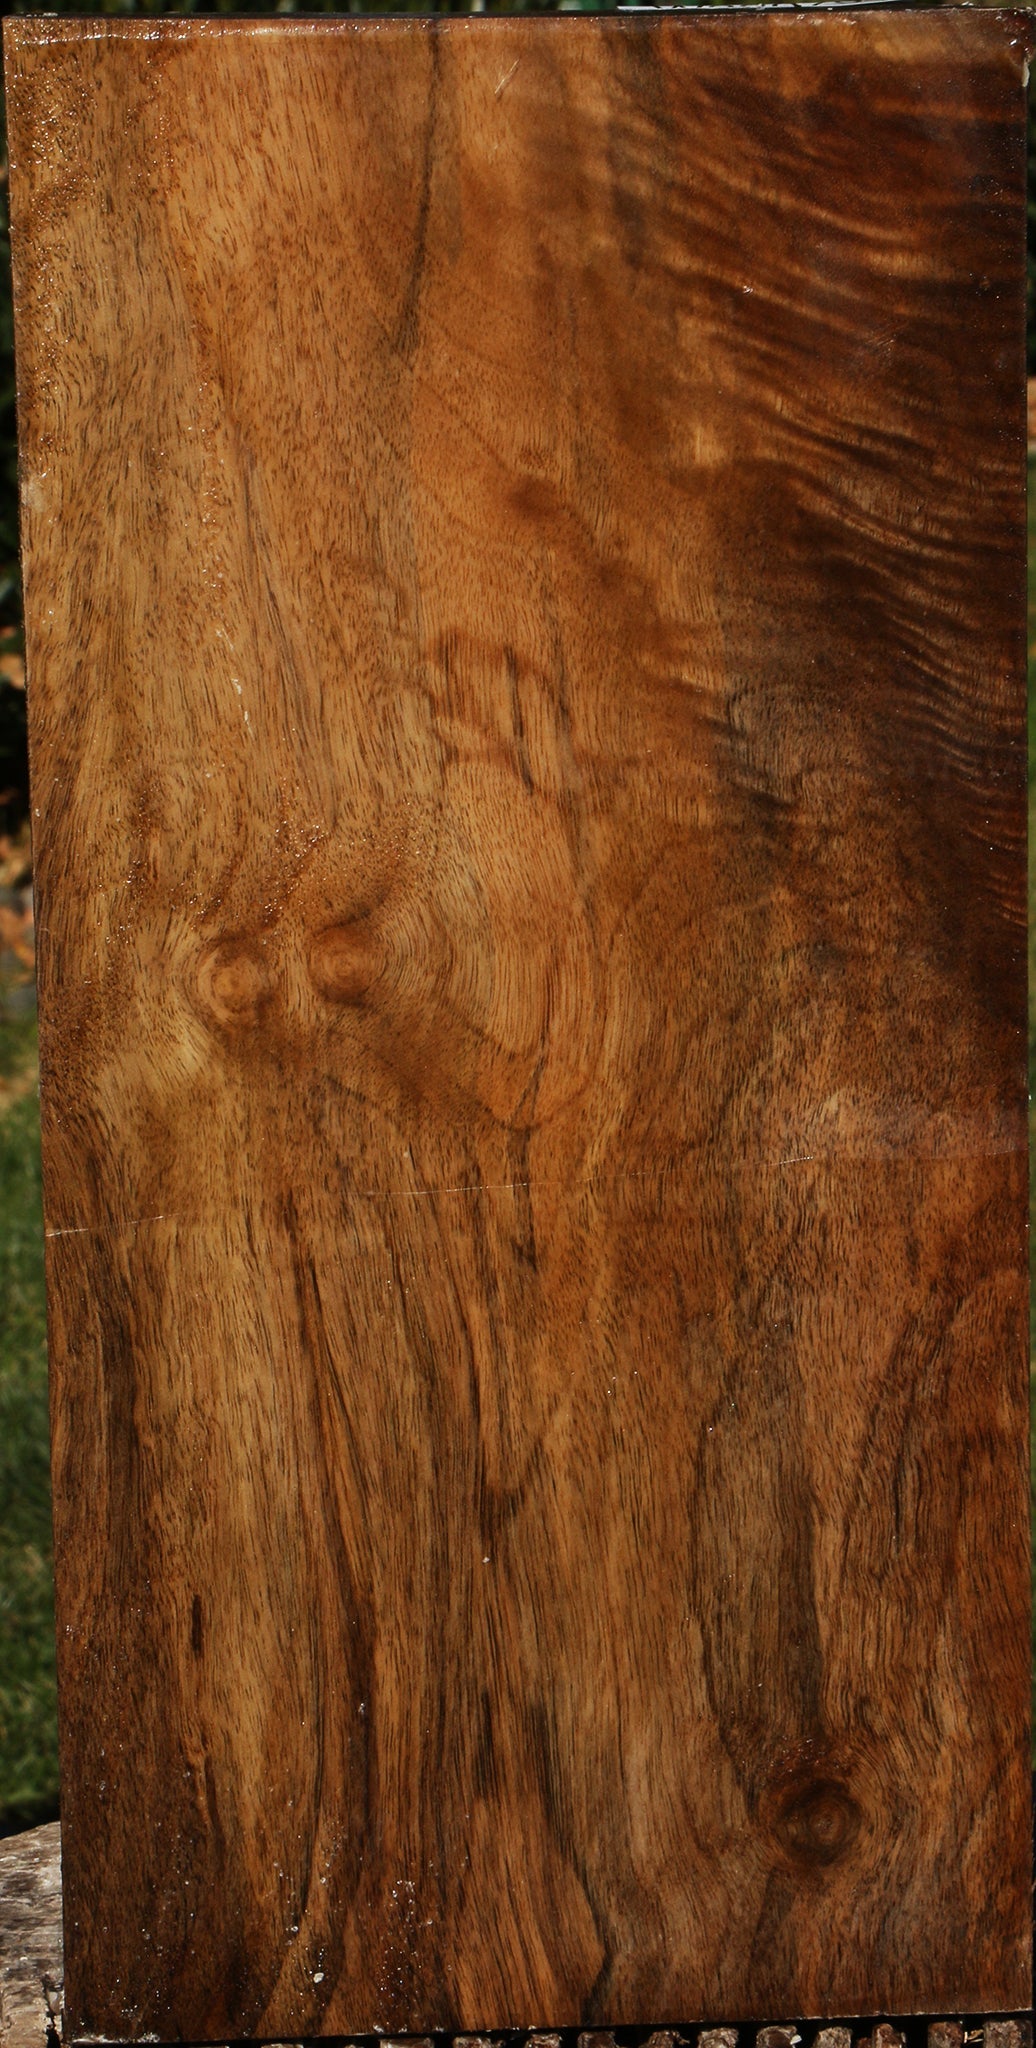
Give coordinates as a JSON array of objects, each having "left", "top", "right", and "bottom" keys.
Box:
[{"left": 4, "top": 10, "right": 1031, "bottom": 2037}]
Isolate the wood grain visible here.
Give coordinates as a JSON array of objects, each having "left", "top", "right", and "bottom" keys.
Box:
[
  {"left": 4, "top": 10, "right": 1031, "bottom": 2036},
  {"left": 2, "top": 1829, "right": 1034, "bottom": 2048}
]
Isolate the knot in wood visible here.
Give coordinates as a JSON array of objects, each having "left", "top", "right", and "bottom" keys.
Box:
[
  {"left": 197, "top": 936, "right": 271, "bottom": 1028},
  {"left": 309, "top": 919, "right": 382, "bottom": 1005},
  {"left": 772, "top": 1777, "right": 861, "bottom": 1869}
]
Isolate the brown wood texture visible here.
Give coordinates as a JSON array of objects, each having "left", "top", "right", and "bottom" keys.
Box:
[
  {"left": 2, "top": 1833, "right": 1035, "bottom": 2048},
  {"left": 2, "top": 1832, "right": 1034, "bottom": 2048},
  {"left": 4, "top": 9, "right": 1031, "bottom": 2037}
]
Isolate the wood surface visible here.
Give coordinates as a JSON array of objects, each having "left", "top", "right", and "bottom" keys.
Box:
[
  {"left": 4, "top": 9, "right": 1031, "bottom": 2037},
  {"left": 1, "top": 1825, "right": 1032, "bottom": 2048}
]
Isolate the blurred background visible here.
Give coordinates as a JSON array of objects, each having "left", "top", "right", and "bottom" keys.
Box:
[{"left": 0, "top": 0, "right": 1031, "bottom": 1840}]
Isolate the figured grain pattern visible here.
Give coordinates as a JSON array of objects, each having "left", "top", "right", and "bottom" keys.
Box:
[{"left": 4, "top": 10, "right": 1031, "bottom": 2038}]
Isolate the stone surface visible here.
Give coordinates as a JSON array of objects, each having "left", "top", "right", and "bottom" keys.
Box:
[
  {"left": 984, "top": 2028, "right": 1032, "bottom": 2048},
  {"left": 0, "top": 1825, "right": 62, "bottom": 2048}
]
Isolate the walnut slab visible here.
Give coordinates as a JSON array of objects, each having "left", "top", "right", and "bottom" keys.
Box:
[{"left": 4, "top": 10, "right": 1031, "bottom": 2037}]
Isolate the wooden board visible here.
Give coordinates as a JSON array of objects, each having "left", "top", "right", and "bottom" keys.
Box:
[
  {"left": 5, "top": 1832, "right": 1036, "bottom": 2048},
  {"left": 4, "top": 9, "right": 1031, "bottom": 2036}
]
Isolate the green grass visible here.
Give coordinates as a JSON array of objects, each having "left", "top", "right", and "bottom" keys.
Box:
[{"left": 0, "top": 1004, "right": 56, "bottom": 1832}]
